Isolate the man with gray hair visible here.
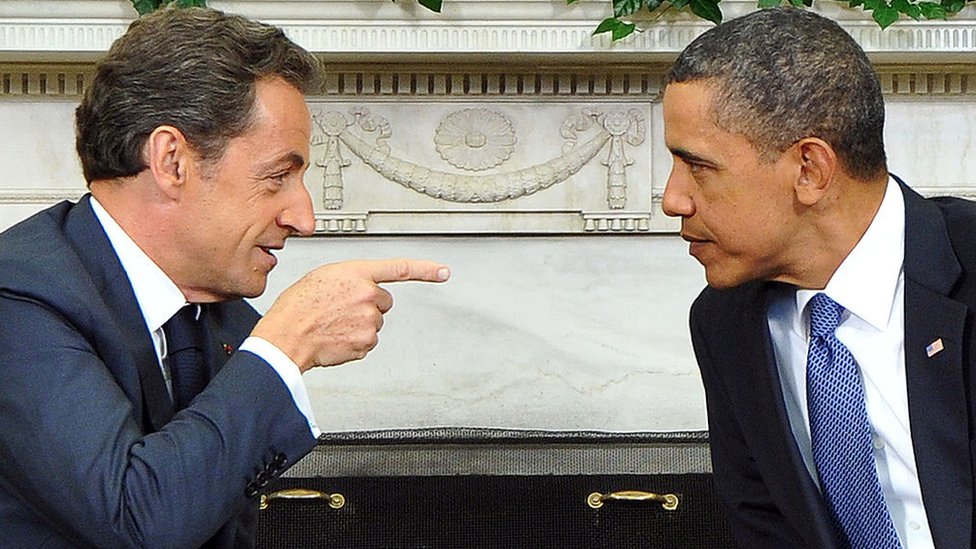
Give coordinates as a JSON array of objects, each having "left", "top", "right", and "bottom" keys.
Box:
[
  {"left": 0, "top": 7, "right": 449, "bottom": 547},
  {"left": 663, "top": 7, "right": 975, "bottom": 548}
]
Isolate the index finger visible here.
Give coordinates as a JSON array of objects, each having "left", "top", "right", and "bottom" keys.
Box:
[{"left": 364, "top": 259, "right": 451, "bottom": 284}]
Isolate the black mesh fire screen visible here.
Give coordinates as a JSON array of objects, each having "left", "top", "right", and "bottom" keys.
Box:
[{"left": 256, "top": 428, "right": 735, "bottom": 549}]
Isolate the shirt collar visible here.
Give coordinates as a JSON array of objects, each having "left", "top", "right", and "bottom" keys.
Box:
[
  {"left": 796, "top": 176, "right": 905, "bottom": 332},
  {"left": 89, "top": 196, "right": 187, "bottom": 333}
]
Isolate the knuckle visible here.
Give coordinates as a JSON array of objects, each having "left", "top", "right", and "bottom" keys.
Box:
[{"left": 394, "top": 260, "right": 411, "bottom": 280}]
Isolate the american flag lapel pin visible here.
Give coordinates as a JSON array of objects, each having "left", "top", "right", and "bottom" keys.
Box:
[{"left": 926, "top": 338, "right": 944, "bottom": 358}]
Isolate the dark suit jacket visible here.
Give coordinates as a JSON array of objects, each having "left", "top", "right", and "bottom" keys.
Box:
[
  {"left": 690, "top": 181, "right": 976, "bottom": 548},
  {"left": 0, "top": 196, "right": 317, "bottom": 547}
]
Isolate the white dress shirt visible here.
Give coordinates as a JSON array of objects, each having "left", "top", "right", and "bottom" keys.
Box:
[
  {"left": 90, "top": 197, "right": 320, "bottom": 438},
  {"left": 767, "top": 177, "right": 934, "bottom": 548}
]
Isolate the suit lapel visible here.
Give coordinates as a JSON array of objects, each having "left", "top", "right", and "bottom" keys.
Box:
[
  {"left": 900, "top": 183, "right": 973, "bottom": 548},
  {"left": 64, "top": 195, "right": 174, "bottom": 430},
  {"left": 732, "top": 284, "right": 841, "bottom": 547}
]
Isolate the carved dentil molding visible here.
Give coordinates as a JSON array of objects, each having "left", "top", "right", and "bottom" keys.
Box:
[{"left": 4, "top": 65, "right": 976, "bottom": 98}]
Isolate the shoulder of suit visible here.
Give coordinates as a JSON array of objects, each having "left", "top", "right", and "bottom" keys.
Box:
[
  {"left": 928, "top": 196, "right": 976, "bottom": 267},
  {"left": 0, "top": 201, "right": 106, "bottom": 322}
]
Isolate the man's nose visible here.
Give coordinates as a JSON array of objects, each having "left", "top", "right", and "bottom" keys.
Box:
[
  {"left": 662, "top": 169, "right": 695, "bottom": 218},
  {"left": 279, "top": 183, "right": 316, "bottom": 236}
]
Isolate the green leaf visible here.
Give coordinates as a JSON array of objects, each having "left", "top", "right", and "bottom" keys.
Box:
[
  {"left": 862, "top": 0, "right": 884, "bottom": 10},
  {"left": 646, "top": 0, "right": 665, "bottom": 11},
  {"left": 594, "top": 17, "right": 624, "bottom": 35},
  {"left": 670, "top": 0, "right": 691, "bottom": 9},
  {"left": 941, "top": 0, "right": 966, "bottom": 13},
  {"left": 418, "top": 0, "right": 442, "bottom": 12},
  {"left": 174, "top": 0, "right": 207, "bottom": 7},
  {"left": 592, "top": 17, "right": 637, "bottom": 41},
  {"left": 891, "top": 0, "right": 921, "bottom": 18},
  {"left": 757, "top": 0, "right": 782, "bottom": 7},
  {"left": 614, "top": 0, "right": 646, "bottom": 17},
  {"left": 131, "top": 0, "right": 160, "bottom": 15},
  {"left": 872, "top": 3, "right": 900, "bottom": 27},
  {"left": 918, "top": 1, "right": 947, "bottom": 18},
  {"left": 848, "top": 0, "right": 864, "bottom": 8},
  {"left": 566, "top": 0, "right": 579, "bottom": 4},
  {"left": 613, "top": 21, "right": 637, "bottom": 40},
  {"left": 689, "top": 0, "right": 723, "bottom": 24}
]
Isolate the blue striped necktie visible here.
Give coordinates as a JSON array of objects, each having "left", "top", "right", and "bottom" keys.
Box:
[
  {"left": 164, "top": 305, "right": 209, "bottom": 411},
  {"left": 806, "top": 293, "right": 902, "bottom": 549}
]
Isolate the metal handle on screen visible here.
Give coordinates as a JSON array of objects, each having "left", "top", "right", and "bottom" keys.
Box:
[
  {"left": 587, "top": 490, "right": 679, "bottom": 511},
  {"left": 260, "top": 488, "right": 345, "bottom": 510}
]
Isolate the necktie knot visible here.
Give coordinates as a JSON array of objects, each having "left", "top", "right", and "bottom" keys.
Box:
[
  {"left": 809, "top": 293, "right": 843, "bottom": 338},
  {"left": 164, "top": 306, "right": 205, "bottom": 353}
]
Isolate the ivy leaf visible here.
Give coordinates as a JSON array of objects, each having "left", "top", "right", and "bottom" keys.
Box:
[
  {"left": 862, "top": 0, "right": 884, "bottom": 10},
  {"left": 670, "top": 0, "right": 691, "bottom": 9},
  {"left": 592, "top": 17, "right": 637, "bottom": 40},
  {"left": 757, "top": 0, "right": 782, "bottom": 7},
  {"left": 891, "top": 0, "right": 921, "bottom": 18},
  {"left": 566, "top": 0, "right": 579, "bottom": 4},
  {"left": 918, "top": 1, "right": 948, "bottom": 17},
  {"left": 689, "top": 0, "right": 723, "bottom": 24},
  {"left": 646, "top": 0, "right": 665, "bottom": 12},
  {"left": 614, "top": 0, "right": 646, "bottom": 17},
  {"left": 848, "top": 0, "right": 865, "bottom": 7},
  {"left": 174, "top": 0, "right": 207, "bottom": 7},
  {"left": 872, "top": 3, "right": 900, "bottom": 27},
  {"left": 613, "top": 21, "right": 637, "bottom": 39},
  {"left": 131, "top": 0, "right": 160, "bottom": 15},
  {"left": 941, "top": 0, "right": 966, "bottom": 13},
  {"left": 418, "top": 0, "right": 443, "bottom": 12}
]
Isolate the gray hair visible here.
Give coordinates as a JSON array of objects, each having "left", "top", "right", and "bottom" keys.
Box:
[
  {"left": 666, "top": 7, "right": 887, "bottom": 181},
  {"left": 75, "top": 7, "right": 323, "bottom": 183}
]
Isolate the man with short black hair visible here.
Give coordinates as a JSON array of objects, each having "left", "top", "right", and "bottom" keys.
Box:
[{"left": 664, "top": 7, "right": 975, "bottom": 548}]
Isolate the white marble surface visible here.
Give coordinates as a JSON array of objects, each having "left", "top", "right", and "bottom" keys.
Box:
[{"left": 248, "top": 235, "right": 708, "bottom": 432}]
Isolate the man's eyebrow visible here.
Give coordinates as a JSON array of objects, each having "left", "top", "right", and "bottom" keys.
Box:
[
  {"left": 258, "top": 152, "right": 307, "bottom": 173},
  {"left": 669, "top": 147, "right": 719, "bottom": 168}
]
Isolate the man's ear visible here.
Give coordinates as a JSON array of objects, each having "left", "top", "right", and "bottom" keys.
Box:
[
  {"left": 792, "top": 137, "right": 837, "bottom": 207},
  {"left": 145, "top": 125, "right": 191, "bottom": 200}
]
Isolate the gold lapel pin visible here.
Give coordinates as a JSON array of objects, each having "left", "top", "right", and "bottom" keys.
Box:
[{"left": 926, "top": 338, "right": 944, "bottom": 358}]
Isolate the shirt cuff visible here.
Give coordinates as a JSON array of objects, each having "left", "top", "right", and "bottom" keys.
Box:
[{"left": 239, "top": 336, "right": 321, "bottom": 439}]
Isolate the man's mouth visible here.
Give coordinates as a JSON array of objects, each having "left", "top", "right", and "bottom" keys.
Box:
[{"left": 258, "top": 245, "right": 283, "bottom": 266}]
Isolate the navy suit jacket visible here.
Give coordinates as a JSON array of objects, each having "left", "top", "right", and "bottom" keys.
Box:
[
  {"left": 690, "top": 181, "right": 976, "bottom": 548},
  {"left": 0, "top": 196, "right": 317, "bottom": 547}
]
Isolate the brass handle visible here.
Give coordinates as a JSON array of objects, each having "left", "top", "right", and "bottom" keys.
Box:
[
  {"left": 587, "top": 490, "right": 679, "bottom": 511},
  {"left": 260, "top": 488, "right": 345, "bottom": 510}
]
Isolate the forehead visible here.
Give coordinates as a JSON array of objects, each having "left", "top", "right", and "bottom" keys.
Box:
[
  {"left": 249, "top": 78, "right": 312, "bottom": 140},
  {"left": 662, "top": 81, "right": 767, "bottom": 167},
  {"left": 662, "top": 82, "right": 719, "bottom": 137}
]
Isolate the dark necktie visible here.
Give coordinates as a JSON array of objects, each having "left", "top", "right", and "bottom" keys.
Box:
[
  {"left": 806, "top": 293, "right": 902, "bottom": 549},
  {"left": 163, "top": 305, "right": 209, "bottom": 411}
]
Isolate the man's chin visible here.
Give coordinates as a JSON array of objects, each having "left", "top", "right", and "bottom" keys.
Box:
[{"left": 703, "top": 269, "right": 750, "bottom": 290}]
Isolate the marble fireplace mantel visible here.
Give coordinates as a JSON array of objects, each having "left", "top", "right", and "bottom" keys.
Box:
[
  {"left": 1, "top": 1, "right": 976, "bottom": 432},
  {"left": 1, "top": 0, "right": 975, "bottom": 62}
]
